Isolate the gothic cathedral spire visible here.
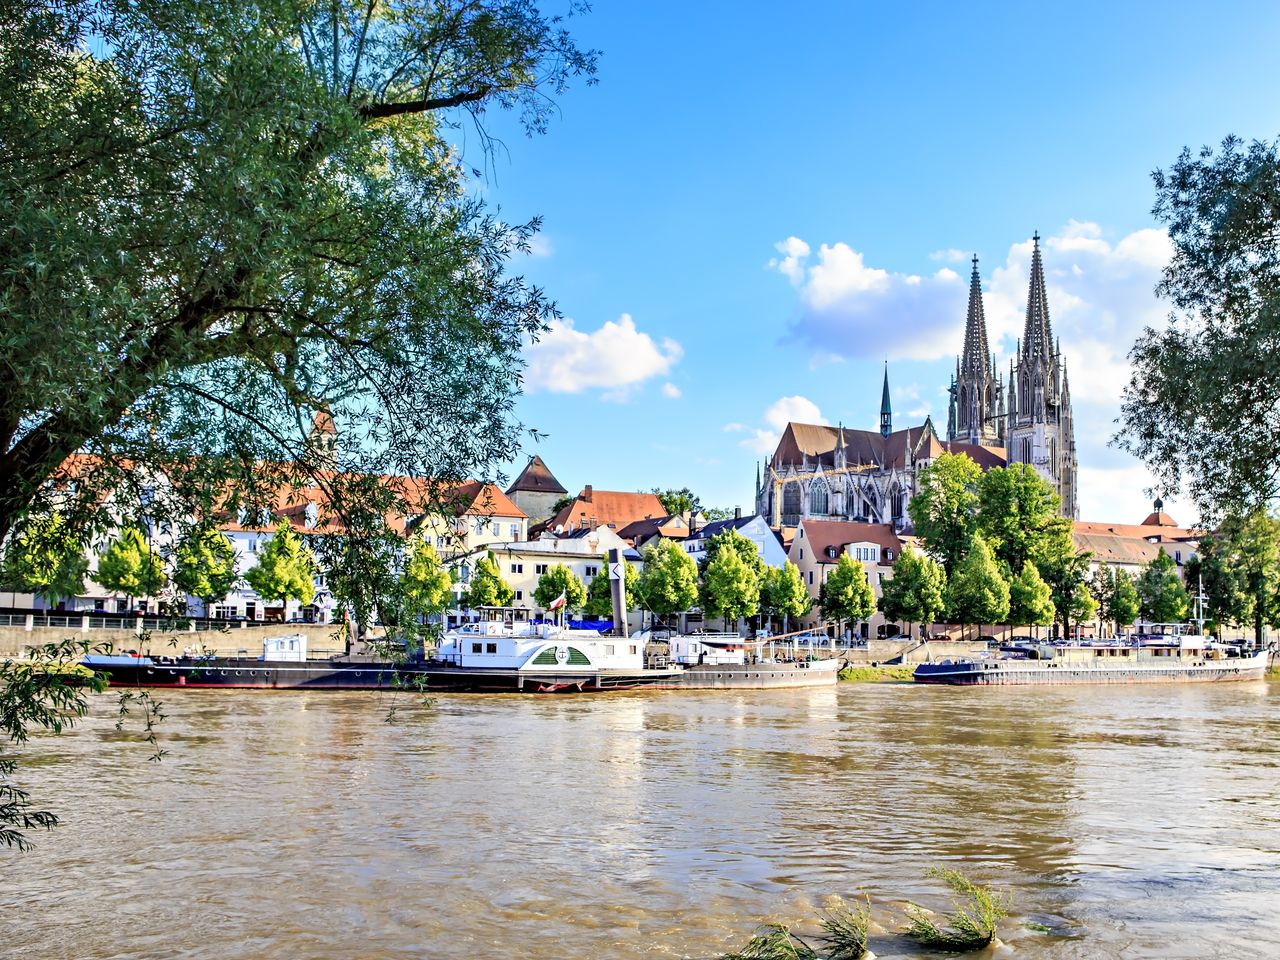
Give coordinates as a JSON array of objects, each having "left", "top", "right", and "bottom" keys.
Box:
[
  {"left": 948, "top": 255, "right": 1001, "bottom": 447},
  {"left": 879, "top": 362, "right": 892, "bottom": 437}
]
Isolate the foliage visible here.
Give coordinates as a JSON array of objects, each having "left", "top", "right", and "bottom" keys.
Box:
[
  {"left": 315, "top": 529, "right": 401, "bottom": 634},
  {"left": 0, "top": 0, "right": 597, "bottom": 553},
  {"left": 838, "top": 664, "right": 916, "bottom": 683},
  {"left": 462, "top": 552, "right": 514, "bottom": 610},
  {"left": 1189, "top": 510, "right": 1280, "bottom": 645},
  {"left": 699, "top": 528, "right": 767, "bottom": 581},
  {"left": 908, "top": 452, "right": 981, "bottom": 577},
  {"left": 819, "top": 554, "right": 876, "bottom": 628},
  {"left": 1008, "top": 562, "right": 1055, "bottom": 629},
  {"left": 878, "top": 545, "right": 946, "bottom": 636},
  {"left": 533, "top": 562, "right": 587, "bottom": 613},
  {"left": 815, "top": 895, "right": 872, "bottom": 960},
  {"left": 1118, "top": 136, "right": 1280, "bottom": 521},
  {"left": 96, "top": 527, "right": 166, "bottom": 601},
  {"left": 244, "top": 522, "right": 318, "bottom": 606},
  {"left": 1136, "top": 547, "right": 1190, "bottom": 624},
  {"left": 720, "top": 924, "right": 817, "bottom": 960},
  {"left": 0, "top": 511, "right": 89, "bottom": 602},
  {"left": 1034, "top": 529, "right": 1094, "bottom": 638},
  {"left": 1090, "top": 565, "right": 1140, "bottom": 635},
  {"left": 400, "top": 538, "right": 454, "bottom": 633},
  {"left": 944, "top": 535, "right": 1009, "bottom": 632},
  {"left": 905, "top": 866, "right": 1010, "bottom": 951},
  {"left": 651, "top": 487, "right": 698, "bottom": 517},
  {"left": 761, "top": 560, "right": 813, "bottom": 630},
  {"left": 977, "top": 463, "right": 1065, "bottom": 577},
  {"left": 701, "top": 544, "right": 760, "bottom": 625},
  {"left": 583, "top": 555, "right": 640, "bottom": 619},
  {"left": 637, "top": 540, "right": 699, "bottom": 618},
  {"left": 172, "top": 524, "right": 240, "bottom": 614},
  {"left": 549, "top": 495, "right": 577, "bottom": 517}
]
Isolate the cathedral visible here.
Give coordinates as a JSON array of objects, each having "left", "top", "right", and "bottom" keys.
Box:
[{"left": 755, "top": 234, "right": 1078, "bottom": 531}]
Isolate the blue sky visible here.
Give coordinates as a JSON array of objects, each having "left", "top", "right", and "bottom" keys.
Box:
[{"left": 470, "top": 1, "right": 1280, "bottom": 524}]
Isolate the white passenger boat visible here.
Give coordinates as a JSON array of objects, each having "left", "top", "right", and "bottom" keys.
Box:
[{"left": 914, "top": 635, "right": 1269, "bottom": 685}]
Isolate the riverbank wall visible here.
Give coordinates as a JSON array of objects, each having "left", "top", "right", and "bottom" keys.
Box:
[{"left": 0, "top": 621, "right": 366, "bottom": 659}]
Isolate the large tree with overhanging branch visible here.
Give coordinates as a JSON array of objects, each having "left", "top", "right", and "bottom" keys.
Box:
[{"left": 0, "top": 0, "right": 596, "bottom": 851}]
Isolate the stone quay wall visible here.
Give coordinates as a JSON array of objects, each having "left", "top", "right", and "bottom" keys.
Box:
[{"left": 0, "top": 620, "right": 360, "bottom": 660}]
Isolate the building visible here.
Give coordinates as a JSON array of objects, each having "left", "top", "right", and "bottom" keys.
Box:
[
  {"left": 682, "top": 513, "right": 787, "bottom": 569},
  {"left": 1072, "top": 500, "right": 1201, "bottom": 581},
  {"left": 505, "top": 454, "right": 567, "bottom": 525},
  {"left": 948, "top": 236, "right": 1078, "bottom": 516},
  {"left": 542, "top": 486, "right": 672, "bottom": 543},
  {"left": 786, "top": 519, "right": 903, "bottom": 637}
]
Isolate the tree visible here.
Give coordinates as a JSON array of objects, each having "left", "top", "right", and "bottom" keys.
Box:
[
  {"left": 944, "top": 535, "right": 1009, "bottom": 638},
  {"left": 584, "top": 555, "right": 640, "bottom": 620},
  {"left": 399, "top": 538, "right": 454, "bottom": 638},
  {"left": 818, "top": 554, "right": 877, "bottom": 635},
  {"left": 1136, "top": 548, "right": 1191, "bottom": 625},
  {"left": 760, "top": 561, "right": 812, "bottom": 633},
  {"left": 1027, "top": 519, "right": 1089, "bottom": 640},
  {"left": 977, "top": 464, "right": 1064, "bottom": 578},
  {"left": 878, "top": 546, "right": 946, "bottom": 640},
  {"left": 700, "top": 547, "right": 760, "bottom": 628},
  {"left": 533, "top": 563, "right": 586, "bottom": 614},
  {"left": 1191, "top": 511, "right": 1280, "bottom": 645},
  {"left": 1110, "top": 568, "right": 1141, "bottom": 635},
  {"left": 1008, "top": 562, "right": 1055, "bottom": 633},
  {"left": 637, "top": 541, "right": 699, "bottom": 625},
  {"left": 245, "top": 522, "right": 318, "bottom": 608},
  {"left": 0, "top": 0, "right": 597, "bottom": 545},
  {"left": 172, "top": 525, "right": 239, "bottom": 617},
  {"left": 1118, "top": 136, "right": 1280, "bottom": 521},
  {"left": 908, "top": 452, "right": 981, "bottom": 577},
  {"left": 0, "top": 512, "right": 89, "bottom": 606},
  {"left": 95, "top": 528, "right": 166, "bottom": 609},
  {"left": 462, "top": 553, "right": 514, "bottom": 611},
  {"left": 651, "top": 487, "right": 698, "bottom": 517}
]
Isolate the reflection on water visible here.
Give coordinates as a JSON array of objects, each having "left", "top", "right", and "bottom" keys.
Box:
[{"left": 6, "top": 683, "right": 1280, "bottom": 959}]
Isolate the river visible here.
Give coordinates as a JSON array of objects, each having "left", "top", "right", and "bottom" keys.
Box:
[{"left": 5, "top": 682, "right": 1279, "bottom": 959}]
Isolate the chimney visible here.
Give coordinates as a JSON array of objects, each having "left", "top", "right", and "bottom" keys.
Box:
[
  {"left": 734, "top": 506, "right": 742, "bottom": 520},
  {"left": 583, "top": 485, "right": 593, "bottom": 503}
]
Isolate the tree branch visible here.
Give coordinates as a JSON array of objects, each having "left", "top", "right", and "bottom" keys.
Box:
[{"left": 359, "top": 85, "right": 492, "bottom": 120}]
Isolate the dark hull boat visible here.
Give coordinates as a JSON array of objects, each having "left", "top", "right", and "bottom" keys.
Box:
[{"left": 82, "top": 654, "right": 428, "bottom": 691}]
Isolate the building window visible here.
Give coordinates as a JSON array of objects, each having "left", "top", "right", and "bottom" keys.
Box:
[
  {"left": 474, "top": 519, "right": 486, "bottom": 536},
  {"left": 509, "top": 523, "right": 519, "bottom": 540},
  {"left": 491, "top": 521, "right": 501, "bottom": 536},
  {"left": 782, "top": 485, "right": 802, "bottom": 526},
  {"left": 511, "top": 563, "right": 523, "bottom": 574},
  {"left": 799, "top": 548, "right": 804, "bottom": 560},
  {"left": 515, "top": 590, "right": 523, "bottom": 601},
  {"left": 809, "top": 484, "right": 828, "bottom": 515},
  {"left": 535, "top": 564, "right": 548, "bottom": 575},
  {"left": 808, "top": 570, "right": 813, "bottom": 585},
  {"left": 585, "top": 565, "right": 598, "bottom": 578},
  {"left": 436, "top": 535, "right": 446, "bottom": 549}
]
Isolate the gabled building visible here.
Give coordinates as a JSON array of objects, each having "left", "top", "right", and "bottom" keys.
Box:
[
  {"left": 543, "top": 486, "right": 670, "bottom": 544},
  {"left": 682, "top": 512, "right": 787, "bottom": 569},
  {"left": 786, "top": 519, "right": 903, "bottom": 637},
  {"left": 505, "top": 454, "right": 567, "bottom": 525}
]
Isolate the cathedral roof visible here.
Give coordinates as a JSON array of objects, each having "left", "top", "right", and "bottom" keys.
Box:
[
  {"left": 774, "top": 421, "right": 941, "bottom": 471},
  {"left": 1021, "top": 233, "right": 1055, "bottom": 360},
  {"left": 961, "top": 255, "right": 991, "bottom": 377},
  {"left": 506, "top": 454, "right": 567, "bottom": 496}
]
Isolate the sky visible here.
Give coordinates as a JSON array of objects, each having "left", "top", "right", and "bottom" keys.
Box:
[{"left": 464, "top": 1, "right": 1280, "bottom": 525}]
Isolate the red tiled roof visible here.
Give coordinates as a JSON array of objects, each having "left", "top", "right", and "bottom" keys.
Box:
[
  {"left": 793, "top": 519, "right": 902, "bottom": 566},
  {"left": 548, "top": 487, "right": 668, "bottom": 538},
  {"left": 506, "top": 454, "right": 567, "bottom": 496}
]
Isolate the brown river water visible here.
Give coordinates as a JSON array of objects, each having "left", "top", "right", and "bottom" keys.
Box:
[{"left": 5, "top": 682, "right": 1280, "bottom": 959}]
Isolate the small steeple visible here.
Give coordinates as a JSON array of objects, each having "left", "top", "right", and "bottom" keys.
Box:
[
  {"left": 834, "top": 422, "right": 846, "bottom": 469},
  {"left": 879, "top": 362, "right": 892, "bottom": 437}
]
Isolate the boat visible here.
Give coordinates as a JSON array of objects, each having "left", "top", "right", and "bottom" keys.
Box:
[
  {"left": 82, "top": 633, "right": 424, "bottom": 690},
  {"left": 913, "top": 635, "right": 1270, "bottom": 685},
  {"left": 648, "top": 628, "right": 841, "bottom": 689},
  {"left": 423, "top": 607, "right": 681, "bottom": 692}
]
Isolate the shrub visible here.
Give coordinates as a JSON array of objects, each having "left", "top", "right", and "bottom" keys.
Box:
[{"left": 905, "top": 866, "right": 1009, "bottom": 950}]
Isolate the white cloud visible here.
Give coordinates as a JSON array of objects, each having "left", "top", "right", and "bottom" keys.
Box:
[
  {"left": 722, "top": 422, "right": 746, "bottom": 433},
  {"left": 741, "top": 395, "right": 823, "bottom": 454},
  {"left": 661, "top": 382, "right": 681, "bottom": 399},
  {"left": 767, "top": 236, "right": 811, "bottom": 284},
  {"left": 1077, "top": 465, "right": 1198, "bottom": 528},
  {"left": 524, "top": 314, "right": 682, "bottom": 401},
  {"left": 525, "top": 234, "right": 553, "bottom": 258},
  {"left": 930, "top": 248, "right": 969, "bottom": 263}
]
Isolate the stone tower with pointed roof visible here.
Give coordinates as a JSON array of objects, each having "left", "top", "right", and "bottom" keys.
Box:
[
  {"left": 505, "top": 454, "right": 568, "bottom": 525},
  {"left": 1005, "top": 234, "right": 1077, "bottom": 518},
  {"left": 947, "top": 255, "right": 1004, "bottom": 447},
  {"left": 879, "top": 364, "right": 893, "bottom": 437}
]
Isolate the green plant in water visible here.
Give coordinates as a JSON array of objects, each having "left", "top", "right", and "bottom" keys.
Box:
[
  {"left": 720, "top": 923, "right": 818, "bottom": 960},
  {"left": 905, "top": 866, "right": 1010, "bottom": 951},
  {"left": 815, "top": 895, "right": 871, "bottom": 960}
]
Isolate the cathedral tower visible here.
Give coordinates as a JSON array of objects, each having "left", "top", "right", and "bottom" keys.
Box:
[
  {"left": 947, "top": 255, "right": 1003, "bottom": 447},
  {"left": 1006, "top": 234, "right": 1077, "bottom": 518}
]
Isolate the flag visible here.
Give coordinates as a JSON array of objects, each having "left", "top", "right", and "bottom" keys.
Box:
[{"left": 548, "top": 591, "right": 567, "bottom": 611}]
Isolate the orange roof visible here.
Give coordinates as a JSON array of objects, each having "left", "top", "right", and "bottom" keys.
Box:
[
  {"left": 444, "top": 480, "right": 526, "bottom": 519},
  {"left": 548, "top": 486, "right": 667, "bottom": 538},
  {"left": 506, "top": 454, "right": 567, "bottom": 495},
  {"left": 793, "top": 519, "right": 902, "bottom": 566}
]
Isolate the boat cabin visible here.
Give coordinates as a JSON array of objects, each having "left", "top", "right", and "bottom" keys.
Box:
[
  {"left": 668, "top": 633, "right": 747, "bottom": 666},
  {"left": 436, "top": 606, "right": 643, "bottom": 671}
]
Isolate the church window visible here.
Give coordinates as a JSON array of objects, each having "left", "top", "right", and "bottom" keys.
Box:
[
  {"left": 808, "top": 483, "right": 828, "bottom": 515},
  {"left": 890, "top": 485, "right": 903, "bottom": 523},
  {"left": 782, "top": 485, "right": 802, "bottom": 526}
]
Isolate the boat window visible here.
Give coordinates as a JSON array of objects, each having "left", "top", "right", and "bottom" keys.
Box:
[
  {"left": 629, "top": 645, "right": 637, "bottom": 655},
  {"left": 604, "top": 644, "right": 615, "bottom": 655},
  {"left": 486, "top": 643, "right": 497, "bottom": 654},
  {"left": 471, "top": 643, "right": 483, "bottom": 654}
]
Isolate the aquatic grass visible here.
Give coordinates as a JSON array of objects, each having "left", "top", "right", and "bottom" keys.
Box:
[
  {"left": 815, "top": 895, "right": 871, "bottom": 959},
  {"left": 838, "top": 664, "right": 915, "bottom": 683},
  {"left": 905, "top": 866, "right": 1010, "bottom": 951},
  {"left": 720, "top": 923, "right": 818, "bottom": 960}
]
